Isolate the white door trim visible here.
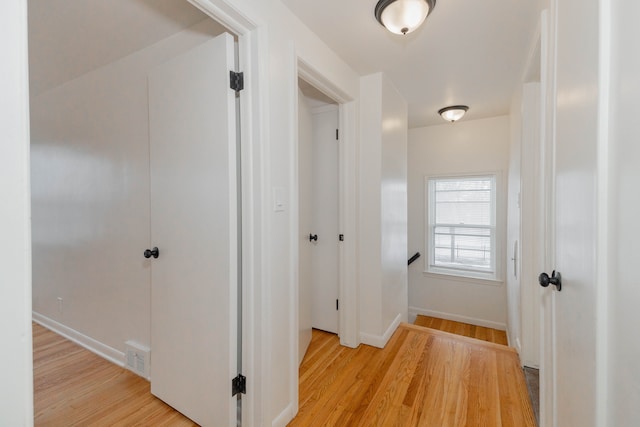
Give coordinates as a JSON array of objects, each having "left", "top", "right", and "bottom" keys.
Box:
[
  {"left": 296, "top": 58, "right": 359, "bottom": 350},
  {"left": 289, "top": 50, "right": 359, "bottom": 417},
  {"left": 185, "top": 2, "right": 268, "bottom": 426},
  {"left": 1, "top": 1, "right": 33, "bottom": 424}
]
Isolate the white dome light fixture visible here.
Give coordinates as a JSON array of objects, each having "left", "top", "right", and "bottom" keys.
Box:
[
  {"left": 375, "top": 0, "right": 436, "bottom": 35},
  {"left": 438, "top": 105, "right": 469, "bottom": 122}
]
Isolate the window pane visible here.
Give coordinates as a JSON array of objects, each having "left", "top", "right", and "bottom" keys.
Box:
[
  {"left": 428, "top": 175, "right": 497, "bottom": 277},
  {"left": 433, "top": 226, "right": 492, "bottom": 270},
  {"left": 435, "top": 179, "right": 492, "bottom": 192},
  {"left": 435, "top": 190, "right": 491, "bottom": 203},
  {"left": 434, "top": 178, "right": 493, "bottom": 226},
  {"left": 435, "top": 201, "right": 491, "bottom": 225}
]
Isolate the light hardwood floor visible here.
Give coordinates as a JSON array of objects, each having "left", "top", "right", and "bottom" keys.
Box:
[
  {"left": 414, "top": 315, "right": 509, "bottom": 346},
  {"left": 33, "top": 322, "right": 196, "bottom": 426},
  {"left": 35, "top": 319, "right": 530, "bottom": 426},
  {"left": 289, "top": 323, "right": 535, "bottom": 426}
]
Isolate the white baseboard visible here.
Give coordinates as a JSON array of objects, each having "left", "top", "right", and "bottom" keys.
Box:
[
  {"left": 409, "top": 307, "right": 507, "bottom": 331},
  {"left": 359, "top": 313, "right": 402, "bottom": 348},
  {"left": 506, "top": 328, "right": 522, "bottom": 353},
  {"left": 272, "top": 403, "right": 294, "bottom": 427},
  {"left": 32, "top": 312, "right": 124, "bottom": 368}
]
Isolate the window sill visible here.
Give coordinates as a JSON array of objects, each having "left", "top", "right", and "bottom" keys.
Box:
[{"left": 422, "top": 270, "right": 504, "bottom": 287}]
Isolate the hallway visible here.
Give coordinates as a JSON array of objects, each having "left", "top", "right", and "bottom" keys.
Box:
[{"left": 289, "top": 324, "right": 534, "bottom": 426}]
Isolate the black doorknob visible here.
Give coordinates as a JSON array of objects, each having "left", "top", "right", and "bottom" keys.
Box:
[
  {"left": 539, "top": 270, "right": 561, "bottom": 291},
  {"left": 144, "top": 247, "right": 159, "bottom": 259},
  {"left": 309, "top": 234, "right": 318, "bottom": 242}
]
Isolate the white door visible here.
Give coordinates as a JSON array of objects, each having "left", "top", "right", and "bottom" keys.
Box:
[
  {"left": 540, "top": 1, "right": 599, "bottom": 425},
  {"left": 298, "top": 89, "right": 313, "bottom": 364},
  {"left": 147, "top": 33, "right": 237, "bottom": 427},
  {"left": 310, "top": 107, "right": 339, "bottom": 334}
]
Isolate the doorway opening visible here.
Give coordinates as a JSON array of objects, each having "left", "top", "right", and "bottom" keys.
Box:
[
  {"left": 509, "top": 12, "right": 544, "bottom": 426},
  {"left": 290, "top": 56, "right": 359, "bottom": 417},
  {"left": 28, "top": 0, "right": 260, "bottom": 425},
  {"left": 297, "top": 78, "right": 340, "bottom": 364}
]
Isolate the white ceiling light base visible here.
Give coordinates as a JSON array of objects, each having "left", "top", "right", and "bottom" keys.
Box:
[{"left": 375, "top": 0, "right": 436, "bottom": 35}]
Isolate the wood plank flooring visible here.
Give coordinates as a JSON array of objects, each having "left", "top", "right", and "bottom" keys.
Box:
[
  {"left": 33, "top": 322, "right": 196, "bottom": 426},
  {"left": 35, "top": 318, "right": 528, "bottom": 426},
  {"left": 289, "top": 323, "right": 534, "bottom": 427},
  {"left": 414, "top": 315, "right": 509, "bottom": 346}
]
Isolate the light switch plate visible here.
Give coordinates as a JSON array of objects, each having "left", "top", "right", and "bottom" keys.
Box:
[{"left": 273, "top": 187, "right": 286, "bottom": 212}]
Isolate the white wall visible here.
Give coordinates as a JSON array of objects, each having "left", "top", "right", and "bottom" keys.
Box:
[
  {"left": 407, "top": 116, "right": 510, "bottom": 329},
  {"left": 0, "top": 0, "right": 33, "bottom": 424},
  {"left": 359, "top": 75, "right": 383, "bottom": 339},
  {"left": 31, "top": 19, "right": 225, "bottom": 357},
  {"left": 607, "top": 1, "right": 640, "bottom": 424},
  {"left": 359, "top": 73, "right": 408, "bottom": 347},
  {"left": 380, "top": 76, "right": 409, "bottom": 336}
]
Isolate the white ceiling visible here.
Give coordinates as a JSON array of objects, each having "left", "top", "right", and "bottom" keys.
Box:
[
  {"left": 28, "top": 0, "right": 212, "bottom": 95},
  {"left": 281, "top": 0, "right": 542, "bottom": 128},
  {"left": 29, "top": 0, "right": 541, "bottom": 127}
]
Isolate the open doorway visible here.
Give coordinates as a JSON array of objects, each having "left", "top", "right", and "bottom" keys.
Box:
[
  {"left": 297, "top": 78, "right": 340, "bottom": 363},
  {"left": 28, "top": 1, "right": 255, "bottom": 425},
  {"left": 290, "top": 56, "right": 359, "bottom": 417},
  {"left": 507, "top": 15, "right": 543, "bottom": 426}
]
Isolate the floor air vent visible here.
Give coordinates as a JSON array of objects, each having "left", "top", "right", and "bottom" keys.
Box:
[{"left": 125, "top": 341, "right": 150, "bottom": 380}]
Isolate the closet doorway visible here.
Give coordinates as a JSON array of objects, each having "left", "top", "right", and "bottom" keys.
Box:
[{"left": 297, "top": 78, "right": 340, "bottom": 362}]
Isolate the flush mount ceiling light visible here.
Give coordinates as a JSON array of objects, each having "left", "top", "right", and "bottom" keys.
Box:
[
  {"left": 438, "top": 105, "right": 469, "bottom": 122},
  {"left": 375, "top": 0, "right": 436, "bottom": 35}
]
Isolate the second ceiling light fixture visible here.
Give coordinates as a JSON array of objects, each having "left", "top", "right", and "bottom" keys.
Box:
[{"left": 375, "top": 0, "right": 436, "bottom": 35}]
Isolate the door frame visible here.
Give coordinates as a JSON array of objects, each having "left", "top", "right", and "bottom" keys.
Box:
[
  {"left": 519, "top": 19, "right": 543, "bottom": 368},
  {"left": 289, "top": 52, "right": 359, "bottom": 415},
  {"left": 3, "top": 0, "right": 267, "bottom": 424},
  {"left": 1, "top": 1, "right": 34, "bottom": 424},
  {"left": 186, "top": 1, "right": 266, "bottom": 425},
  {"left": 520, "top": 81, "right": 542, "bottom": 369},
  {"left": 295, "top": 58, "right": 358, "bottom": 349}
]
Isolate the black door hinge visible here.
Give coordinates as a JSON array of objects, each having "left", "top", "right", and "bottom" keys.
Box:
[
  {"left": 232, "top": 374, "right": 246, "bottom": 396},
  {"left": 230, "top": 71, "right": 244, "bottom": 93},
  {"left": 336, "top": 299, "right": 339, "bottom": 310},
  {"left": 336, "top": 129, "right": 339, "bottom": 140},
  {"left": 339, "top": 234, "right": 344, "bottom": 241}
]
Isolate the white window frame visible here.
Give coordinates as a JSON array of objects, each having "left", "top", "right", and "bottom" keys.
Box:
[{"left": 425, "top": 174, "right": 500, "bottom": 282}]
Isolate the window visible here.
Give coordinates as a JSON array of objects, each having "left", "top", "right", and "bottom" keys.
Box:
[{"left": 426, "top": 175, "right": 497, "bottom": 280}]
